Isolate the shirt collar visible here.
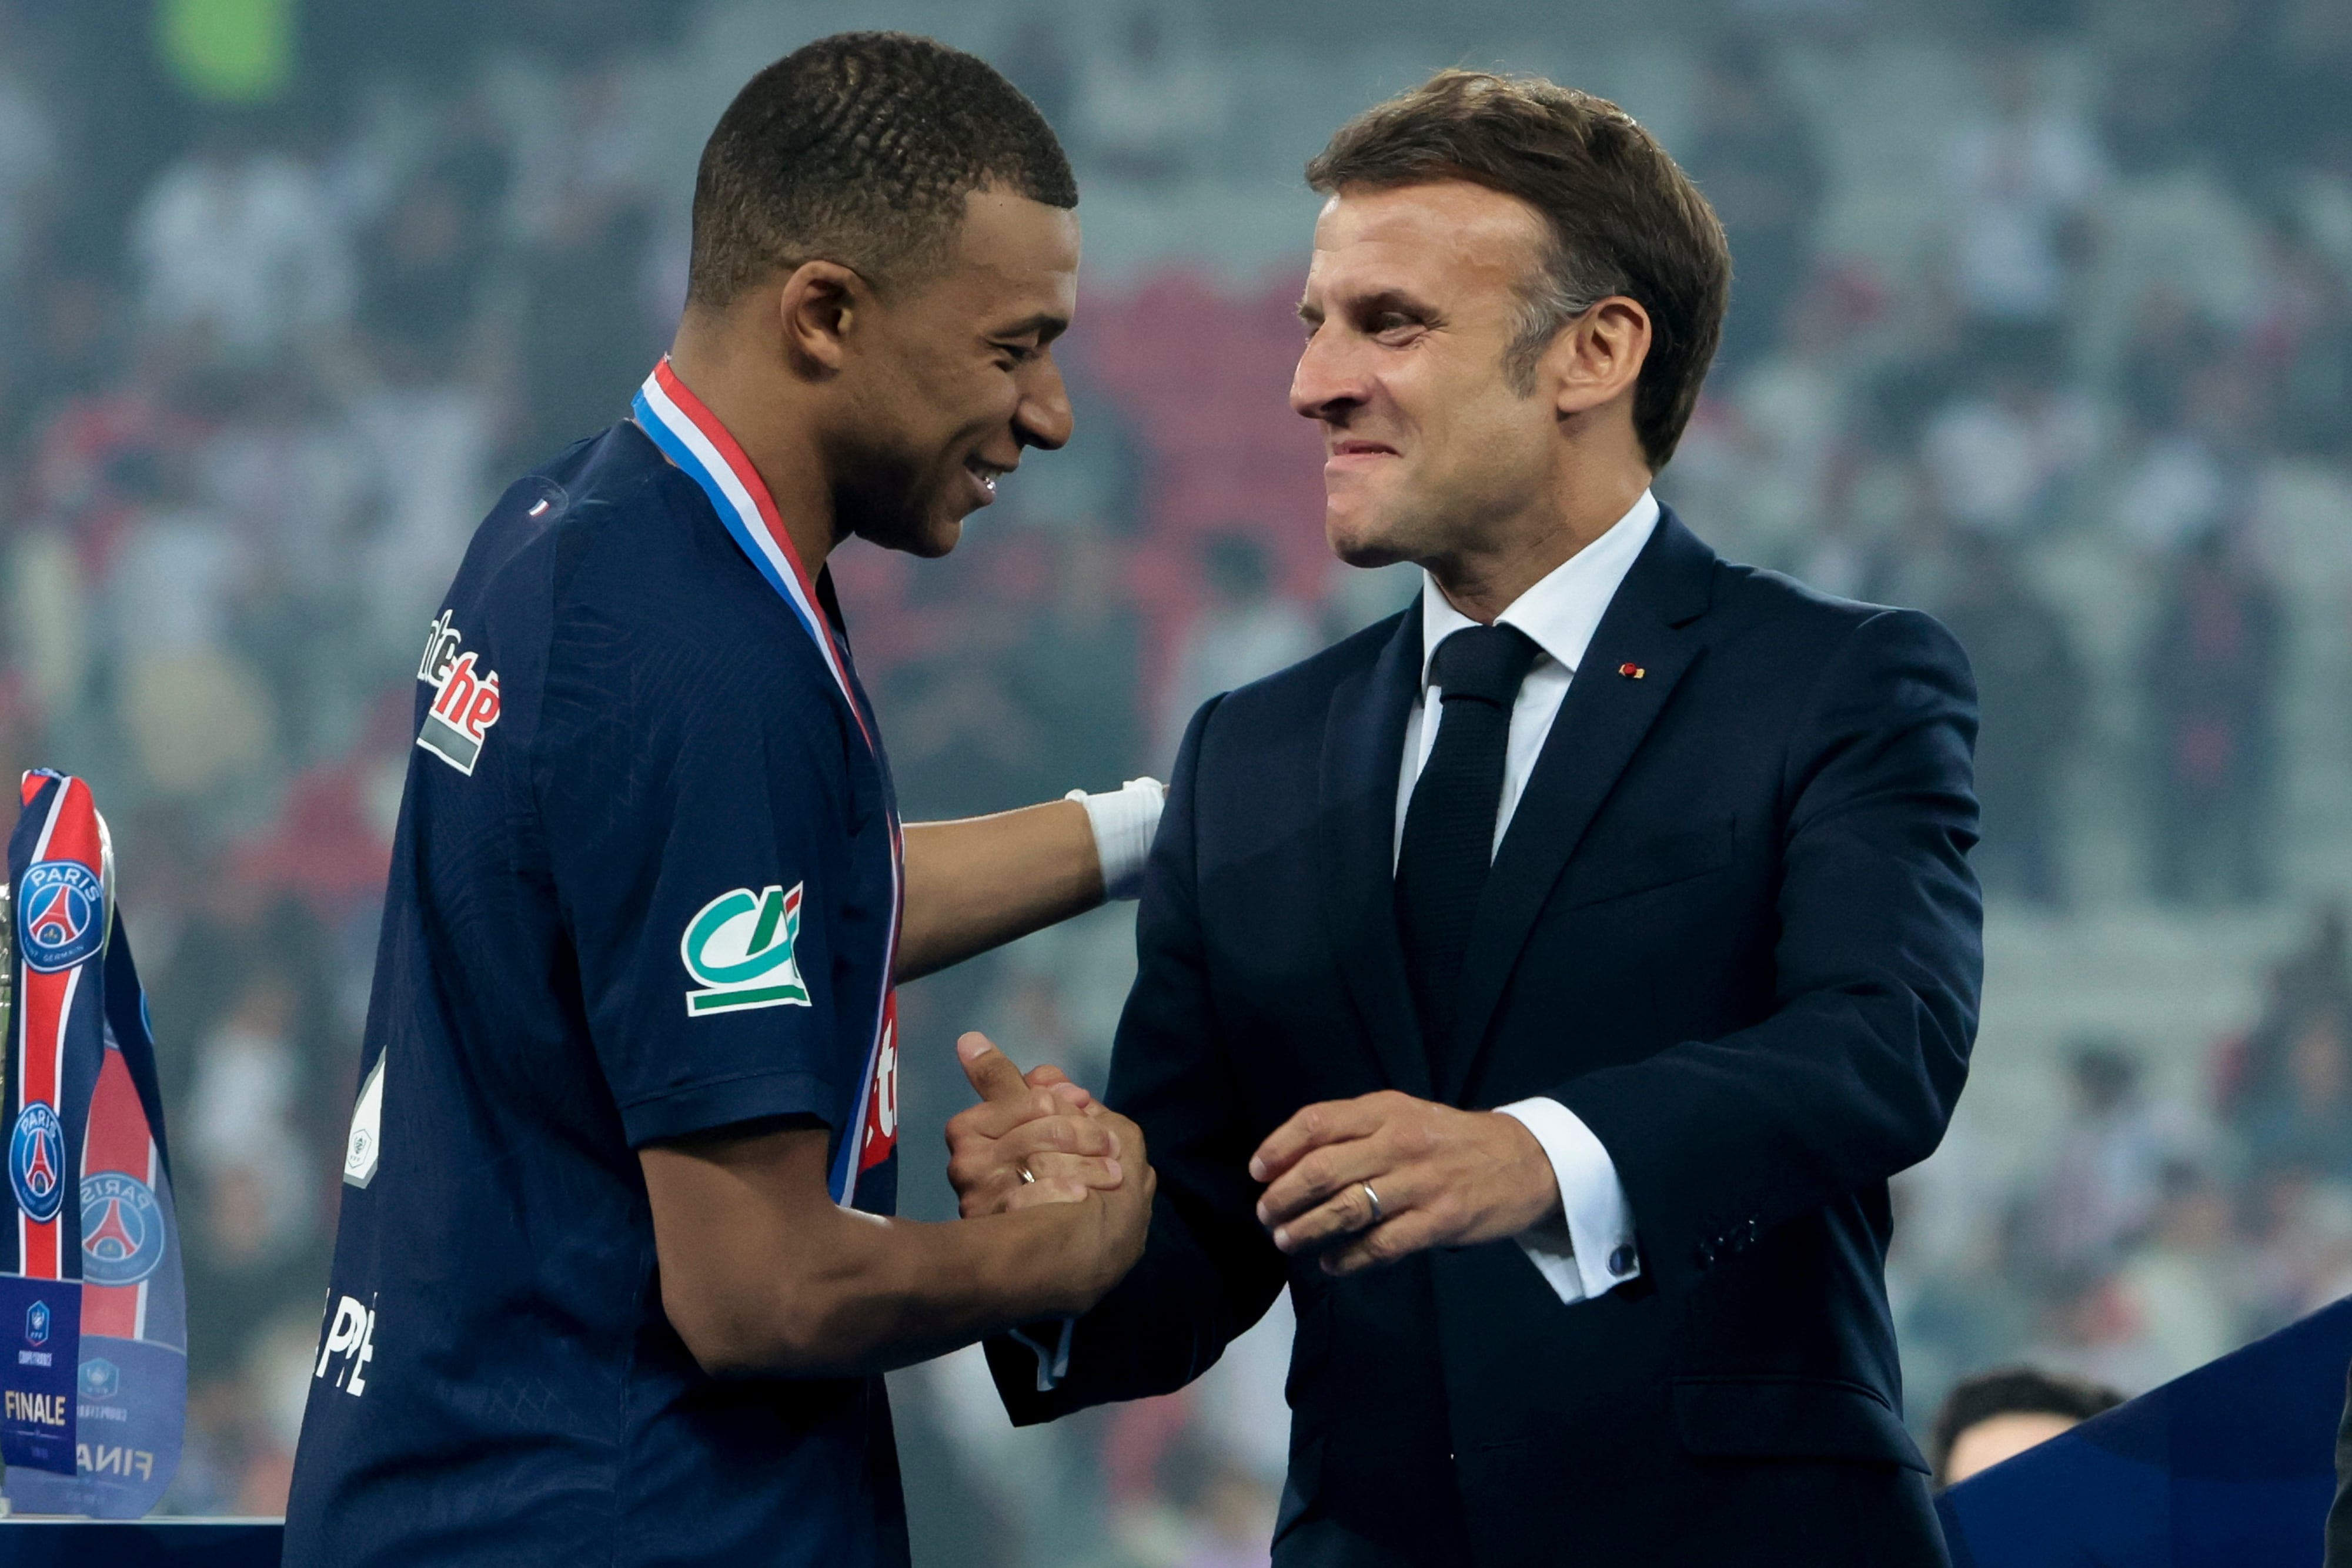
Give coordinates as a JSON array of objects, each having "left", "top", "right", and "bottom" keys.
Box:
[{"left": 1416, "top": 489, "right": 1661, "bottom": 692}]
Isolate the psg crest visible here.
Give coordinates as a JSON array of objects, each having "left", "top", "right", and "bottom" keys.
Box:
[
  {"left": 9, "top": 1102, "right": 65, "bottom": 1223},
  {"left": 80, "top": 1172, "right": 166, "bottom": 1287},
  {"left": 17, "top": 861, "right": 101, "bottom": 973}
]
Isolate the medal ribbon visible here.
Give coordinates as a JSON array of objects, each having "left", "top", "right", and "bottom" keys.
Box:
[
  {"left": 4, "top": 769, "right": 188, "bottom": 1509},
  {"left": 631, "top": 361, "right": 903, "bottom": 1207},
  {"left": 13, "top": 773, "right": 99, "bottom": 1280}
]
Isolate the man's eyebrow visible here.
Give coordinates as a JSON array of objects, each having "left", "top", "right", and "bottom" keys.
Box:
[
  {"left": 1297, "top": 289, "right": 1437, "bottom": 327},
  {"left": 1350, "top": 288, "right": 1436, "bottom": 322},
  {"left": 990, "top": 312, "right": 1069, "bottom": 344}
]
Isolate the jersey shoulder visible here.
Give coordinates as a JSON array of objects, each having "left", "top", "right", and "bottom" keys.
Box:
[{"left": 522, "top": 424, "right": 851, "bottom": 761}]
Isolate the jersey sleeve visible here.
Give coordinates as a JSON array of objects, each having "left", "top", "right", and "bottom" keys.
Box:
[{"left": 537, "top": 597, "right": 859, "bottom": 1149}]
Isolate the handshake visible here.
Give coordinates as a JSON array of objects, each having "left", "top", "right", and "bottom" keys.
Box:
[
  {"left": 944, "top": 1032, "right": 1152, "bottom": 1316},
  {"left": 944, "top": 1029, "right": 1567, "bottom": 1320}
]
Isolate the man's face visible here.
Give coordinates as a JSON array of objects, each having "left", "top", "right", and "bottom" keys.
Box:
[
  {"left": 836, "top": 189, "right": 1079, "bottom": 557},
  {"left": 1292, "top": 181, "right": 1565, "bottom": 570}
]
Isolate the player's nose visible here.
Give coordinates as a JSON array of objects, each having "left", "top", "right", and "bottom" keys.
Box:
[{"left": 1015, "top": 356, "right": 1074, "bottom": 452}]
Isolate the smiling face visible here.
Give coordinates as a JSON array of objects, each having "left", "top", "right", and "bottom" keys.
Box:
[
  {"left": 1292, "top": 180, "right": 1578, "bottom": 573},
  {"left": 833, "top": 188, "right": 1080, "bottom": 557}
]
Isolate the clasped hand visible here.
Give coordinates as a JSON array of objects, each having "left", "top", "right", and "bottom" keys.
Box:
[
  {"left": 1250, "top": 1091, "right": 1560, "bottom": 1275},
  {"left": 945, "top": 1032, "right": 1142, "bottom": 1215},
  {"left": 943, "top": 1046, "right": 1559, "bottom": 1281}
]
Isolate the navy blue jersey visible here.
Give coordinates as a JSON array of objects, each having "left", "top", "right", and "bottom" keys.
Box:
[{"left": 283, "top": 413, "right": 909, "bottom": 1567}]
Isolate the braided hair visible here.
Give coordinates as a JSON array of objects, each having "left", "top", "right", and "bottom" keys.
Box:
[{"left": 687, "top": 31, "right": 1075, "bottom": 309}]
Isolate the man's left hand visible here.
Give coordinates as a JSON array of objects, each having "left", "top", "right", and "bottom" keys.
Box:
[{"left": 1250, "top": 1092, "right": 1559, "bottom": 1275}]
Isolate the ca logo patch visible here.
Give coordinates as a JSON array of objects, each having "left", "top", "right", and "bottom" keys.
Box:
[{"left": 681, "top": 883, "right": 811, "bottom": 1016}]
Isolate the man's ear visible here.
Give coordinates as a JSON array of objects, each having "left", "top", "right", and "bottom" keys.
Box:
[
  {"left": 1549, "top": 296, "right": 1652, "bottom": 419},
  {"left": 776, "top": 260, "right": 865, "bottom": 375}
]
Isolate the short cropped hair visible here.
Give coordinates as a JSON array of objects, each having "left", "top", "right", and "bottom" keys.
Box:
[
  {"left": 687, "top": 32, "right": 1076, "bottom": 309},
  {"left": 1306, "top": 70, "right": 1730, "bottom": 469},
  {"left": 1930, "top": 1366, "right": 2124, "bottom": 1486}
]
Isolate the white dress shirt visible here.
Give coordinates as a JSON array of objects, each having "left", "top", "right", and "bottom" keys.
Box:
[{"left": 1399, "top": 490, "right": 1659, "bottom": 1305}]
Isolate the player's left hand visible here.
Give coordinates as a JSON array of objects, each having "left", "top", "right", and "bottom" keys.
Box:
[{"left": 1250, "top": 1091, "right": 1559, "bottom": 1275}]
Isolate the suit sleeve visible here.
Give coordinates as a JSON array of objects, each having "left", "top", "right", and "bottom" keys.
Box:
[
  {"left": 1549, "top": 607, "right": 1982, "bottom": 1297},
  {"left": 985, "top": 696, "right": 1290, "bottom": 1422}
]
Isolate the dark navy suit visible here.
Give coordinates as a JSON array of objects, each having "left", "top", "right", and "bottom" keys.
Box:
[{"left": 988, "top": 510, "right": 1982, "bottom": 1566}]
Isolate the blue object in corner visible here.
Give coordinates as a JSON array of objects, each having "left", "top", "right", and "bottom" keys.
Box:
[
  {"left": 1938, "top": 1294, "right": 2352, "bottom": 1567},
  {"left": 0, "top": 1519, "right": 281, "bottom": 1566}
]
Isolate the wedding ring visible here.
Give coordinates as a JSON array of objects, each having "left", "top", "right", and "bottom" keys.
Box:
[
  {"left": 1359, "top": 1181, "right": 1384, "bottom": 1226},
  {"left": 1018, "top": 1166, "right": 1037, "bottom": 1185}
]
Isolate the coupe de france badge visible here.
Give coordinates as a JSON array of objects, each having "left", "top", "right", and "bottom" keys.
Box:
[
  {"left": 681, "top": 883, "right": 810, "bottom": 1016},
  {"left": 0, "top": 1278, "right": 78, "bottom": 1474}
]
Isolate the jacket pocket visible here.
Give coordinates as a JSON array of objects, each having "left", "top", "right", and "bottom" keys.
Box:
[
  {"left": 1559, "top": 817, "right": 1736, "bottom": 909},
  {"left": 1669, "top": 1375, "right": 1928, "bottom": 1472}
]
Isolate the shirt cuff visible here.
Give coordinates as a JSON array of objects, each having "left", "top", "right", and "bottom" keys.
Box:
[
  {"left": 1496, "top": 1097, "right": 1642, "bottom": 1303},
  {"left": 1067, "top": 778, "right": 1165, "bottom": 900},
  {"left": 1007, "top": 1317, "right": 1074, "bottom": 1392}
]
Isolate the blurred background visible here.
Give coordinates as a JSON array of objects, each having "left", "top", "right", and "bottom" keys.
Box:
[{"left": 0, "top": 0, "right": 2348, "bottom": 1555}]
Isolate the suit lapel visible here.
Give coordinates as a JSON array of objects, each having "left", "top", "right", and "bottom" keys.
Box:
[
  {"left": 1441, "top": 511, "right": 1720, "bottom": 1102},
  {"left": 1319, "top": 610, "right": 1434, "bottom": 1099}
]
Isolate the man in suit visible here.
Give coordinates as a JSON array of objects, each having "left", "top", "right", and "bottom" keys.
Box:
[{"left": 947, "top": 69, "right": 1981, "bottom": 1566}]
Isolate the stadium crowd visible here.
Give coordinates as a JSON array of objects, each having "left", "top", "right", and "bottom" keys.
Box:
[{"left": 0, "top": 0, "right": 2349, "bottom": 1559}]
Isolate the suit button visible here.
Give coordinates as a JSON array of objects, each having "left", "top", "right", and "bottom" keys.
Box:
[
  {"left": 1745, "top": 1218, "right": 1760, "bottom": 1244},
  {"left": 1608, "top": 1245, "right": 1636, "bottom": 1276},
  {"left": 1696, "top": 1240, "right": 1717, "bottom": 1266}
]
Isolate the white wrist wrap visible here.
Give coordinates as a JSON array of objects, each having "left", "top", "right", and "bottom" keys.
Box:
[{"left": 1067, "top": 777, "right": 1165, "bottom": 901}]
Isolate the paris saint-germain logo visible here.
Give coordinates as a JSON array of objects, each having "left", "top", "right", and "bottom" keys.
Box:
[
  {"left": 82, "top": 1172, "right": 166, "bottom": 1286},
  {"left": 10, "top": 1102, "right": 66, "bottom": 1223},
  {"left": 18, "top": 859, "right": 102, "bottom": 972}
]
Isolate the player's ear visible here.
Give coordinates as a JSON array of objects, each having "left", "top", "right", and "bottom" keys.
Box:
[{"left": 776, "top": 260, "right": 863, "bottom": 376}]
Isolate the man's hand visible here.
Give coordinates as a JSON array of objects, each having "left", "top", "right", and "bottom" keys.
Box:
[
  {"left": 1250, "top": 1091, "right": 1559, "bottom": 1275},
  {"left": 946, "top": 1032, "right": 1128, "bottom": 1216}
]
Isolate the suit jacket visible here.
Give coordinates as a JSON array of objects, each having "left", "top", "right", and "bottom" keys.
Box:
[{"left": 988, "top": 510, "right": 1983, "bottom": 1567}]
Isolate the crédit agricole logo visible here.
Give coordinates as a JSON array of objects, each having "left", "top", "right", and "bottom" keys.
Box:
[{"left": 680, "top": 883, "right": 810, "bottom": 1016}]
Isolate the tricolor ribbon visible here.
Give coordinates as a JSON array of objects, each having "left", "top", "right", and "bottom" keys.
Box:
[
  {"left": 632, "top": 361, "right": 904, "bottom": 1208},
  {"left": 2, "top": 770, "right": 185, "bottom": 1513}
]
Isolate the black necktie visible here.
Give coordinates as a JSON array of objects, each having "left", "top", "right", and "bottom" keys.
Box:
[{"left": 1396, "top": 623, "right": 1540, "bottom": 1078}]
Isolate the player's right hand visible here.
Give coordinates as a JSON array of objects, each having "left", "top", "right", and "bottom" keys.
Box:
[
  {"left": 947, "top": 1032, "right": 1126, "bottom": 1217},
  {"left": 1062, "top": 1101, "right": 1154, "bottom": 1311}
]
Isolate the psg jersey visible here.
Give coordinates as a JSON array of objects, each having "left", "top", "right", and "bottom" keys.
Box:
[{"left": 283, "top": 397, "right": 909, "bottom": 1567}]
